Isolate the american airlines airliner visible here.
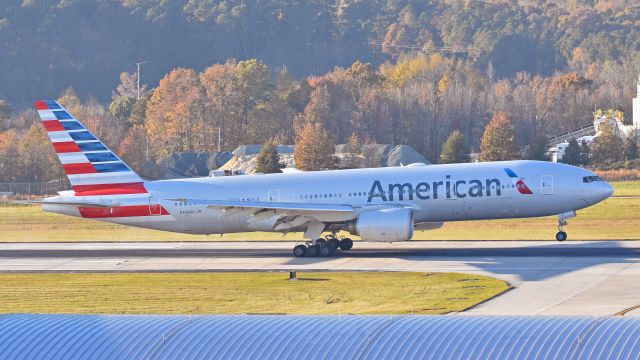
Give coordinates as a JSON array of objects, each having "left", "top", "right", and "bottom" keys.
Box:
[{"left": 28, "top": 100, "right": 613, "bottom": 257}]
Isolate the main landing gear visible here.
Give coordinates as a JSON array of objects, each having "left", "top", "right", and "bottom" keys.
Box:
[{"left": 292, "top": 235, "right": 353, "bottom": 257}]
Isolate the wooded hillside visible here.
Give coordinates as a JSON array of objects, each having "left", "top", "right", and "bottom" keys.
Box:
[
  {"left": 1, "top": 0, "right": 639, "bottom": 182},
  {"left": 1, "top": 0, "right": 639, "bottom": 106}
]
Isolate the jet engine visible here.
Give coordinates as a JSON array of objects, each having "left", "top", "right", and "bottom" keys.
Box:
[{"left": 349, "top": 208, "right": 414, "bottom": 242}]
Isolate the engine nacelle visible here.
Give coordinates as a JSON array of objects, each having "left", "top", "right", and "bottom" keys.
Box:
[{"left": 350, "top": 208, "right": 414, "bottom": 242}]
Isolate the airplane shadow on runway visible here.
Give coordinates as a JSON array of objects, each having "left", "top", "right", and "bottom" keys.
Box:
[{"left": 284, "top": 241, "right": 640, "bottom": 282}]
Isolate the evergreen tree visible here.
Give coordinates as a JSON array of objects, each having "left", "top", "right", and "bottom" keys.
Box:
[
  {"left": 525, "top": 135, "right": 550, "bottom": 161},
  {"left": 479, "top": 112, "right": 517, "bottom": 162},
  {"left": 0, "top": 99, "right": 11, "bottom": 128},
  {"left": 563, "top": 138, "right": 580, "bottom": 165},
  {"left": 255, "top": 140, "right": 284, "bottom": 174},
  {"left": 579, "top": 140, "right": 591, "bottom": 166},
  {"left": 591, "top": 122, "right": 624, "bottom": 165},
  {"left": 294, "top": 122, "right": 336, "bottom": 171},
  {"left": 439, "top": 130, "right": 470, "bottom": 164},
  {"left": 624, "top": 135, "right": 638, "bottom": 161}
]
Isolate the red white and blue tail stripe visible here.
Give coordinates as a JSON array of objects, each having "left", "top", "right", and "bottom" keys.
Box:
[{"left": 34, "top": 100, "right": 147, "bottom": 196}]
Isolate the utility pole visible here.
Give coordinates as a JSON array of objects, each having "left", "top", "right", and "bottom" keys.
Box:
[{"left": 136, "top": 61, "right": 147, "bottom": 100}]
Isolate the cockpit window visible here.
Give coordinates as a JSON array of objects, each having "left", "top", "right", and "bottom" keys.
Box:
[{"left": 583, "top": 176, "right": 604, "bottom": 183}]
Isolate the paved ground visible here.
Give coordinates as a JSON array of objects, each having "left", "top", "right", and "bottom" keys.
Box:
[{"left": 0, "top": 240, "right": 638, "bottom": 316}]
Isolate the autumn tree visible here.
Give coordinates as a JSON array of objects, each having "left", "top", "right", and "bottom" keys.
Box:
[
  {"left": 145, "top": 68, "right": 208, "bottom": 158},
  {"left": 18, "top": 124, "right": 61, "bottom": 182},
  {"left": 0, "top": 129, "right": 20, "bottom": 182},
  {"left": 118, "top": 125, "right": 151, "bottom": 175},
  {"left": 341, "top": 133, "right": 365, "bottom": 169},
  {"left": 236, "top": 59, "right": 275, "bottom": 141},
  {"left": 294, "top": 84, "right": 333, "bottom": 134},
  {"left": 294, "top": 122, "right": 336, "bottom": 171},
  {"left": 201, "top": 61, "right": 241, "bottom": 150},
  {"left": 113, "top": 71, "right": 147, "bottom": 100},
  {"left": 479, "top": 112, "right": 517, "bottom": 162},
  {"left": 439, "top": 130, "right": 469, "bottom": 164},
  {"left": 590, "top": 122, "right": 624, "bottom": 165},
  {"left": 255, "top": 140, "right": 284, "bottom": 174},
  {"left": 563, "top": 138, "right": 581, "bottom": 165}
]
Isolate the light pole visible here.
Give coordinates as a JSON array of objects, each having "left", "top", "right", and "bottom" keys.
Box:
[{"left": 136, "top": 61, "right": 147, "bottom": 100}]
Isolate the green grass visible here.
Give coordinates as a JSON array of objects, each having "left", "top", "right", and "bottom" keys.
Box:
[
  {"left": 415, "top": 180, "right": 640, "bottom": 240},
  {"left": 1, "top": 180, "right": 638, "bottom": 242},
  {"left": 0, "top": 272, "right": 508, "bottom": 315}
]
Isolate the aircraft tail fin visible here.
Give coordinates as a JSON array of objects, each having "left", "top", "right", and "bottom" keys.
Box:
[{"left": 34, "top": 100, "right": 147, "bottom": 196}]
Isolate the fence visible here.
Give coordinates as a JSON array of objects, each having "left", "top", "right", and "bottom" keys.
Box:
[{"left": 0, "top": 179, "right": 70, "bottom": 196}]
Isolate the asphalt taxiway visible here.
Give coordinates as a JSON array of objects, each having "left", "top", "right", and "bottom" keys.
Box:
[{"left": 0, "top": 240, "right": 638, "bottom": 316}]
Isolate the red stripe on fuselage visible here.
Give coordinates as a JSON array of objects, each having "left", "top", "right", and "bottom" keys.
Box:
[
  {"left": 72, "top": 182, "right": 148, "bottom": 196},
  {"left": 53, "top": 141, "right": 82, "bottom": 153},
  {"left": 34, "top": 101, "right": 48, "bottom": 110},
  {"left": 79, "top": 204, "right": 169, "bottom": 218},
  {"left": 63, "top": 163, "right": 97, "bottom": 175},
  {"left": 42, "top": 120, "right": 65, "bottom": 132}
]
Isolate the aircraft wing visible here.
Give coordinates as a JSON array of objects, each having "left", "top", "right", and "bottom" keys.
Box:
[{"left": 167, "top": 198, "right": 354, "bottom": 213}]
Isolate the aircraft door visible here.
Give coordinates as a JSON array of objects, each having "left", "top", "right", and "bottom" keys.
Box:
[
  {"left": 541, "top": 175, "right": 553, "bottom": 195},
  {"left": 268, "top": 189, "right": 280, "bottom": 202},
  {"left": 149, "top": 195, "right": 163, "bottom": 215}
]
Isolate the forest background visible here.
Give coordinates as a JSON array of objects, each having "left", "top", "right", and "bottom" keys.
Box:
[{"left": 1, "top": 0, "right": 640, "bottom": 182}]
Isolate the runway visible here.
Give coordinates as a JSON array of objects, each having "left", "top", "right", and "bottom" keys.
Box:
[{"left": 0, "top": 240, "right": 638, "bottom": 316}]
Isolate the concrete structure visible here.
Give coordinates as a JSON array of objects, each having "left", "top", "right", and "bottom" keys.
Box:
[
  {"left": 0, "top": 314, "right": 638, "bottom": 359},
  {"left": 1, "top": 241, "right": 638, "bottom": 316}
]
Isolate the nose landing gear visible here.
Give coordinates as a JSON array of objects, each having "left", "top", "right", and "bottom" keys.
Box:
[
  {"left": 555, "top": 211, "right": 575, "bottom": 242},
  {"left": 556, "top": 229, "right": 568, "bottom": 242}
]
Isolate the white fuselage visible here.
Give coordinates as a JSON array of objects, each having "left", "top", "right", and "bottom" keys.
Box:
[{"left": 44, "top": 160, "right": 613, "bottom": 239}]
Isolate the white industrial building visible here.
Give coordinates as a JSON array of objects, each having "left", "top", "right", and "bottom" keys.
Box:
[{"left": 548, "top": 77, "right": 640, "bottom": 162}]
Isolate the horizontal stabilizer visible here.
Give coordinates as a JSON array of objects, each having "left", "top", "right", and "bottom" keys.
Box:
[{"left": 13, "top": 200, "right": 120, "bottom": 208}]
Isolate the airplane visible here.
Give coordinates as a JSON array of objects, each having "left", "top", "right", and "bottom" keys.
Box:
[{"left": 27, "top": 100, "right": 614, "bottom": 257}]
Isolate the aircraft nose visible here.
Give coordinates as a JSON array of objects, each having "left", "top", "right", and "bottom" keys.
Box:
[
  {"left": 602, "top": 181, "right": 614, "bottom": 198},
  {"left": 590, "top": 181, "right": 614, "bottom": 202}
]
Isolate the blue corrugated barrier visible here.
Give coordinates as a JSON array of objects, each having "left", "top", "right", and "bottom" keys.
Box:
[{"left": 0, "top": 315, "right": 638, "bottom": 360}]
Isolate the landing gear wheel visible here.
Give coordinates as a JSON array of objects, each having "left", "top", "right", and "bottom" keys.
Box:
[
  {"left": 306, "top": 245, "right": 319, "bottom": 257},
  {"left": 293, "top": 244, "right": 307, "bottom": 257},
  {"left": 339, "top": 238, "right": 353, "bottom": 251},
  {"left": 327, "top": 238, "right": 339, "bottom": 250},
  {"left": 319, "top": 245, "right": 335, "bottom": 257},
  {"left": 556, "top": 231, "right": 567, "bottom": 242}
]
